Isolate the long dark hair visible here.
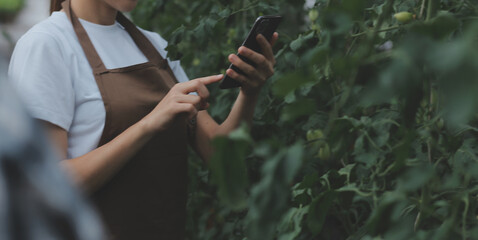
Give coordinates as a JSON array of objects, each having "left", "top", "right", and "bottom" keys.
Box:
[{"left": 50, "top": 0, "right": 65, "bottom": 14}]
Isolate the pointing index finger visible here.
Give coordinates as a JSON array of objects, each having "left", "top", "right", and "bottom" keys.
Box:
[
  {"left": 178, "top": 74, "right": 223, "bottom": 94},
  {"left": 197, "top": 74, "right": 224, "bottom": 85}
]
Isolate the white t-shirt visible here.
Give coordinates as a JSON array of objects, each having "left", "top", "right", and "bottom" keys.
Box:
[{"left": 8, "top": 11, "right": 189, "bottom": 159}]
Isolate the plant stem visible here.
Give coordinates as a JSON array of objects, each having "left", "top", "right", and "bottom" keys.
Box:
[
  {"left": 426, "top": 0, "right": 439, "bottom": 21},
  {"left": 326, "top": 0, "right": 395, "bottom": 136},
  {"left": 427, "top": 82, "right": 433, "bottom": 163},
  {"left": 366, "top": 0, "right": 395, "bottom": 56},
  {"left": 351, "top": 25, "right": 400, "bottom": 38},
  {"left": 415, "top": 186, "right": 429, "bottom": 231},
  {"left": 414, "top": 211, "right": 422, "bottom": 231},
  {"left": 372, "top": 0, "right": 395, "bottom": 37},
  {"left": 419, "top": 0, "right": 427, "bottom": 19},
  {"left": 462, "top": 194, "right": 469, "bottom": 240}
]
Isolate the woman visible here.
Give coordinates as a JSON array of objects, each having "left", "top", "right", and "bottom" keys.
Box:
[{"left": 8, "top": 0, "right": 278, "bottom": 238}]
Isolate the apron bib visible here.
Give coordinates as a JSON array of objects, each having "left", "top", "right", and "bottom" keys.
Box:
[{"left": 62, "top": 1, "right": 189, "bottom": 239}]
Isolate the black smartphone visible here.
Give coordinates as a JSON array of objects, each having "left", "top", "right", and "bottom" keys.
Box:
[{"left": 219, "top": 15, "right": 283, "bottom": 89}]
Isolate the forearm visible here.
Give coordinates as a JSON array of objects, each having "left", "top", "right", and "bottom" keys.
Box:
[
  {"left": 193, "top": 90, "right": 259, "bottom": 161},
  {"left": 60, "top": 119, "right": 154, "bottom": 193},
  {"left": 57, "top": 75, "right": 222, "bottom": 192},
  {"left": 194, "top": 89, "right": 264, "bottom": 161},
  {"left": 214, "top": 90, "right": 259, "bottom": 136},
  {"left": 195, "top": 32, "right": 278, "bottom": 160}
]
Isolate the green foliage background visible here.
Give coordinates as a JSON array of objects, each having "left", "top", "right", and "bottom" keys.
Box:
[{"left": 132, "top": 0, "right": 478, "bottom": 239}]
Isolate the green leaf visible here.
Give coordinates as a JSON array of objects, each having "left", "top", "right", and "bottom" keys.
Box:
[
  {"left": 0, "top": 0, "right": 24, "bottom": 11},
  {"left": 398, "top": 164, "right": 434, "bottom": 192},
  {"left": 209, "top": 127, "right": 251, "bottom": 210},
  {"left": 409, "top": 13, "right": 459, "bottom": 39},
  {"left": 217, "top": 8, "right": 231, "bottom": 18},
  {"left": 246, "top": 144, "right": 304, "bottom": 240},
  {"left": 132, "top": 1, "right": 478, "bottom": 239},
  {"left": 281, "top": 98, "right": 317, "bottom": 122},
  {"left": 290, "top": 31, "right": 315, "bottom": 51},
  {"left": 272, "top": 71, "right": 313, "bottom": 97},
  {"left": 307, "top": 190, "right": 338, "bottom": 235},
  {"left": 338, "top": 164, "right": 355, "bottom": 184},
  {"left": 297, "top": 172, "right": 320, "bottom": 190},
  {"left": 277, "top": 206, "right": 309, "bottom": 240}
]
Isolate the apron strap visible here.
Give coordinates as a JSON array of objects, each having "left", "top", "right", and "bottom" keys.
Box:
[
  {"left": 116, "top": 13, "right": 168, "bottom": 69},
  {"left": 61, "top": 0, "right": 168, "bottom": 74},
  {"left": 62, "top": 0, "right": 107, "bottom": 74}
]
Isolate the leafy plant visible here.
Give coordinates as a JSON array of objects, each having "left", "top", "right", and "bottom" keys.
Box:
[
  {"left": 132, "top": 0, "right": 478, "bottom": 239},
  {"left": 0, "top": 0, "right": 24, "bottom": 22}
]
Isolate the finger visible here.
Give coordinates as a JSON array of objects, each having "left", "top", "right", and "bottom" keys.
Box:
[
  {"left": 270, "top": 32, "right": 279, "bottom": 46},
  {"left": 237, "top": 47, "right": 269, "bottom": 70},
  {"left": 177, "top": 74, "right": 222, "bottom": 94},
  {"left": 195, "top": 81, "right": 210, "bottom": 101},
  {"left": 255, "top": 34, "right": 275, "bottom": 62},
  {"left": 196, "top": 74, "right": 223, "bottom": 85},
  {"left": 226, "top": 69, "right": 255, "bottom": 87},
  {"left": 195, "top": 81, "right": 210, "bottom": 108},
  {"left": 176, "top": 94, "right": 205, "bottom": 110},
  {"left": 228, "top": 54, "right": 258, "bottom": 76},
  {"left": 178, "top": 103, "right": 198, "bottom": 120}
]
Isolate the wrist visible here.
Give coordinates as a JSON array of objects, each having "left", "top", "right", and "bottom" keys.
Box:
[
  {"left": 240, "top": 87, "right": 261, "bottom": 99},
  {"left": 138, "top": 115, "right": 160, "bottom": 138}
]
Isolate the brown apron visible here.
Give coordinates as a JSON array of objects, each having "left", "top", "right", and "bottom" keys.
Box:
[{"left": 62, "top": 1, "right": 189, "bottom": 239}]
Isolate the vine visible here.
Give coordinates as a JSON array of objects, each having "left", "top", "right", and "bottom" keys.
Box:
[{"left": 132, "top": 0, "right": 478, "bottom": 239}]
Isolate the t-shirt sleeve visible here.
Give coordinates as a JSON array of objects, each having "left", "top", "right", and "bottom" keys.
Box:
[{"left": 8, "top": 31, "right": 75, "bottom": 131}]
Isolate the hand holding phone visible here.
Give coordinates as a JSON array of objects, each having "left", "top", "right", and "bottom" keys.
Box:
[{"left": 219, "top": 16, "right": 282, "bottom": 89}]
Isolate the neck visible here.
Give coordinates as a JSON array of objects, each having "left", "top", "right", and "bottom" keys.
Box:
[{"left": 70, "top": 0, "right": 117, "bottom": 25}]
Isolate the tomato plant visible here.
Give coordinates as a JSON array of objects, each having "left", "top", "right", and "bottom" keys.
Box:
[{"left": 132, "top": 0, "right": 478, "bottom": 239}]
